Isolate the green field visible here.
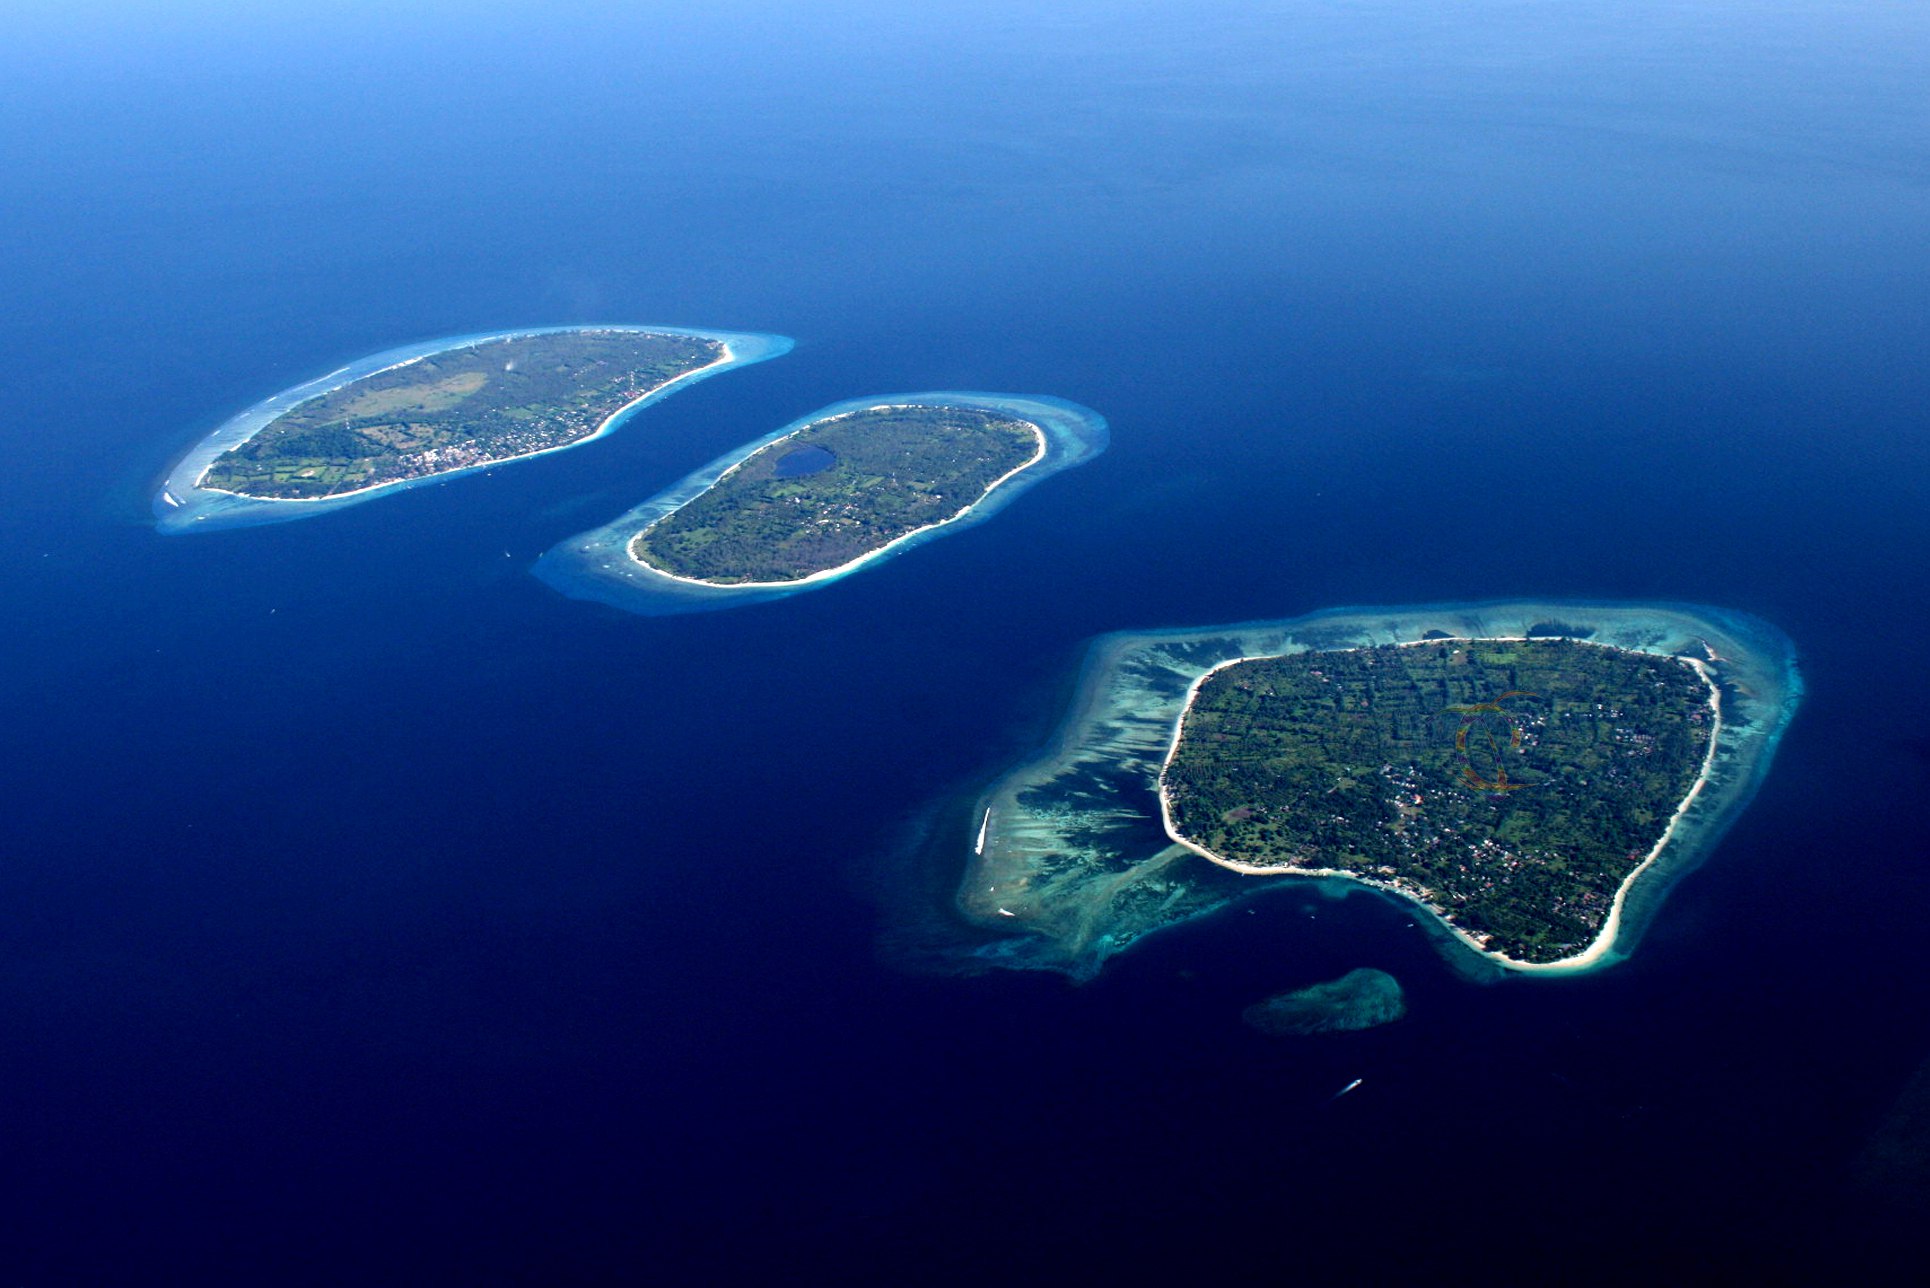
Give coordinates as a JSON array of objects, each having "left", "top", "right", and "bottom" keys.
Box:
[
  {"left": 1161, "top": 638, "right": 1716, "bottom": 962},
  {"left": 631, "top": 403, "right": 1042, "bottom": 583},
  {"left": 201, "top": 330, "right": 722, "bottom": 499}
]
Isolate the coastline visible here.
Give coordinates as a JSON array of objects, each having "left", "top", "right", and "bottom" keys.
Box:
[
  {"left": 625, "top": 411, "right": 1049, "bottom": 591},
  {"left": 948, "top": 601, "right": 1801, "bottom": 982},
  {"left": 1151, "top": 637, "right": 1726, "bottom": 974},
  {"left": 534, "top": 391, "right": 1108, "bottom": 616},
  {"left": 154, "top": 324, "right": 794, "bottom": 534},
  {"left": 192, "top": 343, "right": 739, "bottom": 505}
]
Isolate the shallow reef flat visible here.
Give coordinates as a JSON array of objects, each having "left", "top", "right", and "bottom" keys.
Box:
[
  {"left": 1243, "top": 968, "right": 1407, "bottom": 1036},
  {"left": 534, "top": 392, "right": 1107, "bottom": 615},
  {"left": 154, "top": 325, "right": 791, "bottom": 533},
  {"left": 955, "top": 602, "right": 1801, "bottom": 981}
]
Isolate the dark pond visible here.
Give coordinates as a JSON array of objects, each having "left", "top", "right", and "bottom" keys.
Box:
[{"left": 773, "top": 444, "right": 837, "bottom": 478}]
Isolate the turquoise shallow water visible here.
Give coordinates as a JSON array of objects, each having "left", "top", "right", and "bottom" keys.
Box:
[{"left": 953, "top": 599, "right": 1800, "bottom": 980}]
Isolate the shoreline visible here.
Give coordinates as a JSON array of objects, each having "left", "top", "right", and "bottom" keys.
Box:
[
  {"left": 533, "top": 390, "right": 1109, "bottom": 616},
  {"left": 625, "top": 409, "right": 1049, "bottom": 590},
  {"left": 194, "top": 340, "right": 737, "bottom": 505},
  {"left": 155, "top": 324, "right": 793, "bottom": 533},
  {"left": 939, "top": 600, "right": 1799, "bottom": 982},
  {"left": 1152, "top": 635, "right": 1726, "bottom": 974}
]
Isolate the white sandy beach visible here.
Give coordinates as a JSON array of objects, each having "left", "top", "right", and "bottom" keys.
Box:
[{"left": 192, "top": 334, "right": 736, "bottom": 504}]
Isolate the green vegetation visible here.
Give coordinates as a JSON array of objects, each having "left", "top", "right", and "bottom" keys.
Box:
[
  {"left": 201, "top": 330, "right": 722, "bottom": 499},
  {"left": 631, "top": 403, "right": 1042, "bottom": 583},
  {"left": 1161, "top": 638, "right": 1716, "bottom": 962}
]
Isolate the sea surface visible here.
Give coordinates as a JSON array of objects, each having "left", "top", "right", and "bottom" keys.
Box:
[{"left": 4, "top": 1, "right": 1928, "bottom": 1279}]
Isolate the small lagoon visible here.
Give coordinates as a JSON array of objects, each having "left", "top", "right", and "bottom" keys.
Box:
[{"left": 772, "top": 444, "right": 837, "bottom": 478}]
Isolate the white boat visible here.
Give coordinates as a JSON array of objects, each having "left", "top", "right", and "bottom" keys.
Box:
[
  {"left": 1334, "top": 1078, "right": 1364, "bottom": 1098},
  {"left": 974, "top": 807, "right": 991, "bottom": 855}
]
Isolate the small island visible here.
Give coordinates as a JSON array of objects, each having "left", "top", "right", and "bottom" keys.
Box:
[
  {"left": 534, "top": 392, "right": 1108, "bottom": 615},
  {"left": 1160, "top": 638, "right": 1717, "bottom": 964},
  {"left": 631, "top": 403, "right": 1044, "bottom": 585},
  {"left": 203, "top": 330, "right": 723, "bottom": 499},
  {"left": 923, "top": 603, "right": 1800, "bottom": 982},
  {"left": 155, "top": 325, "right": 792, "bottom": 533}
]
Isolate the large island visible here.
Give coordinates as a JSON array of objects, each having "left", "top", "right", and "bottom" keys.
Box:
[
  {"left": 155, "top": 325, "right": 792, "bottom": 532},
  {"left": 1160, "top": 637, "right": 1717, "bottom": 964},
  {"left": 534, "top": 392, "right": 1108, "bottom": 615},
  {"left": 921, "top": 602, "right": 1800, "bottom": 981}
]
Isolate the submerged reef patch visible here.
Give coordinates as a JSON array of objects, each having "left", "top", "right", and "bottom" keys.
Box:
[{"left": 1242, "top": 968, "right": 1406, "bottom": 1036}]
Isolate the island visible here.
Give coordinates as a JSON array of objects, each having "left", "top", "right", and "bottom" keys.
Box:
[
  {"left": 631, "top": 403, "right": 1043, "bottom": 585},
  {"left": 1160, "top": 638, "right": 1717, "bottom": 964},
  {"left": 897, "top": 603, "right": 1800, "bottom": 982},
  {"left": 155, "top": 325, "right": 793, "bottom": 533},
  {"left": 203, "top": 330, "right": 724, "bottom": 499},
  {"left": 533, "top": 392, "right": 1108, "bottom": 615}
]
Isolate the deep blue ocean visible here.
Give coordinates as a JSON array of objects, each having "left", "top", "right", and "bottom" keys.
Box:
[{"left": 4, "top": 2, "right": 1928, "bottom": 1280}]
